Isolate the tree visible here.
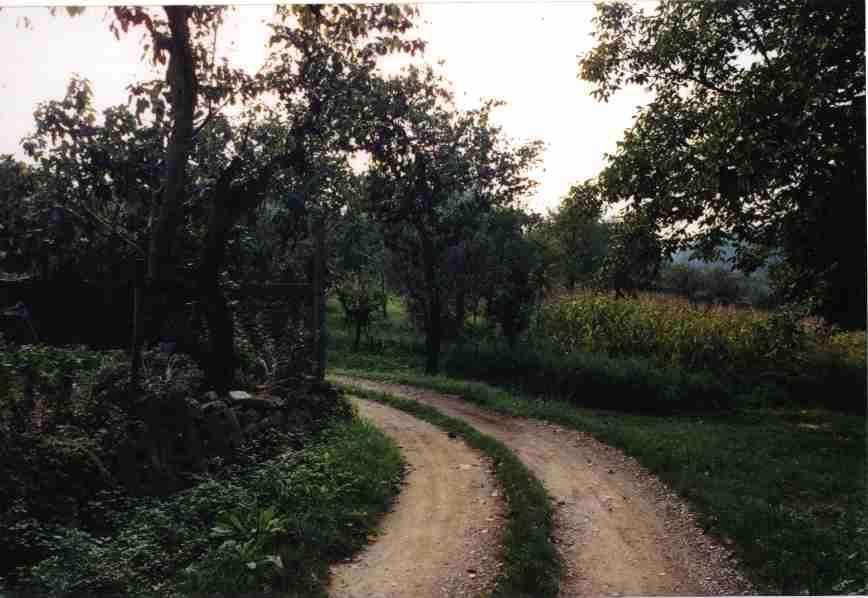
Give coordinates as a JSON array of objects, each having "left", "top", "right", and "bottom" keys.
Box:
[
  {"left": 581, "top": 0, "right": 866, "bottom": 328},
  {"left": 21, "top": 77, "right": 164, "bottom": 279},
  {"left": 542, "top": 180, "right": 610, "bottom": 290},
  {"left": 11, "top": 5, "right": 424, "bottom": 389},
  {"left": 0, "top": 156, "right": 39, "bottom": 276},
  {"left": 365, "top": 65, "right": 543, "bottom": 373},
  {"left": 477, "top": 207, "right": 548, "bottom": 346},
  {"left": 598, "top": 208, "right": 663, "bottom": 298}
]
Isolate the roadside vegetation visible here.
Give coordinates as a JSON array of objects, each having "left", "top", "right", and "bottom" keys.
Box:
[
  {"left": 25, "top": 414, "right": 403, "bottom": 597},
  {"left": 0, "top": 340, "right": 403, "bottom": 596}
]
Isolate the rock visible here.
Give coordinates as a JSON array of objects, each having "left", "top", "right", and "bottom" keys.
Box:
[
  {"left": 183, "top": 425, "right": 204, "bottom": 471},
  {"left": 184, "top": 398, "right": 204, "bottom": 420},
  {"left": 228, "top": 390, "right": 253, "bottom": 401},
  {"left": 231, "top": 396, "right": 285, "bottom": 410},
  {"left": 204, "top": 402, "right": 242, "bottom": 453},
  {"left": 272, "top": 411, "right": 287, "bottom": 429},
  {"left": 201, "top": 400, "right": 227, "bottom": 413},
  {"left": 237, "top": 408, "right": 258, "bottom": 429},
  {"left": 258, "top": 414, "right": 283, "bottom": 432},
  {"left": 202, "top": 390, "right": 219, "bottom": 402}
]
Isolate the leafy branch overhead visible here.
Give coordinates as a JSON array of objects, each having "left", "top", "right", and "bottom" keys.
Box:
[{"left": 579, "top": 0, "right": 866, "bottom": 328}]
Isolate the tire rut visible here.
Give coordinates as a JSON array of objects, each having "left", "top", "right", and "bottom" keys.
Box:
[
  {"left": 333, "top": 376, "right": 754, "bottom": 597},
  {"left": 328, "top": 397, "right": 506, "bottom": 598}
]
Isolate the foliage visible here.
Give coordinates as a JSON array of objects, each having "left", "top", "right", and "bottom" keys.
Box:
[
  {"left": 336, "top": 370, "right": 866, "bottom": 595},
  {"left": 580, "top": 0, "right": 866, "bottom": 329},
  {"left": 443, "top": 341, "right": 733, "bottom": 414},
  {"left": 330, "top": 204, "right": 389, "bottom": 352},
  {"left": 365, "top": 64, "right": 544, "bottom": 373},
  {"left": 539, "top": 180, "right": 610, "bottom": 290},
  {"left": 596, "top": 208, "right": 663, "bottom": 297},
  {"left": 0, "top": 155, "right": 39, "bottom": 275},
  {"left": 475, "top": 208, "right": 548, "bottom": 346},
  {"left": 328, "top": 288, "right": 865, "bottom": 414},
  {"left": 0, "top": 343, "right": 124, "bottom": 432},
  {"left": 657, "top": 262, "right": 772, "bottom": 307},
  {"left": 17, "top": 412, "right": 402, "bottom": 597}
]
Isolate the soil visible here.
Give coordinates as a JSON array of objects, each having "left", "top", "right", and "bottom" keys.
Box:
[
  {"left": 332, "top": 376, "right": 755, "bottom": 597},
  {"left": 328, "top": 397, "right": 506, "bottom": 598}
]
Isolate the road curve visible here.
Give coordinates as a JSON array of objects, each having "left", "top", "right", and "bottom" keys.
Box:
[
  {"left": 333, "top": 376, "right": 754, "bottom": 597},
  {"left": 328, "top": 397, "right": 506, "bottom": 598}
]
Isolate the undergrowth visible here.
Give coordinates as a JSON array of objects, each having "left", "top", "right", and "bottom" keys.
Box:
[{"left": 17, "top": 414, "right": 403, "bottom": 597}]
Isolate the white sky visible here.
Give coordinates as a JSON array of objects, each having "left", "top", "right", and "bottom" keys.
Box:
[{"left": 0, "top": 2, "right": 653, "bottom": 214}]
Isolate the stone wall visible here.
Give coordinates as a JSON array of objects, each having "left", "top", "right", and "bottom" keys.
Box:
[{"left": 116, "top": 381, "right": 340, "bottom": 495}]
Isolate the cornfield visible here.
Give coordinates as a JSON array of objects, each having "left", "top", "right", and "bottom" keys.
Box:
[{"left": 538, "top": 290, "right": 866, "bottom": 379}]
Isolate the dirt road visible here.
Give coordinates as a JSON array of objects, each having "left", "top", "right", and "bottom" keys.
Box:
[
  {"left": 333, "top": 376, "right": 754, "bottom": 597},
  {"left": 328, "top": 398, "right": 506, "bottom": 598}
]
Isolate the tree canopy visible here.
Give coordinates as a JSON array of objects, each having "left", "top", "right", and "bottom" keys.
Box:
[
  {"left": 364, "top": 65, "right": 543, "bottom": 372},
  {"left": 580, "top": 0, "right": 866, "bottom": 328}
]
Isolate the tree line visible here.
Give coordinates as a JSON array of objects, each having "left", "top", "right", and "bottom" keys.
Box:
[{"left": 1, "top": 1, "right": 862, "bottom": 390}]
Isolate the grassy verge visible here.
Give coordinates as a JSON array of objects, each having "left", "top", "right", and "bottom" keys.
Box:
[
  {"left": 23, "top": 414, "right": 403, "bottom": 597},
  {"left": 332, "top": 379, "right": 561, "bottom": 598},
  {"left": 333, "top": 367, "right": 867, "bottom": 596}
]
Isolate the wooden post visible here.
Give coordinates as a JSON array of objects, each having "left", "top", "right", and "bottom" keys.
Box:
[
  {"left": 312, "top": 216, "right": 326, "bottom": 380},
  {"left": 130, "top": 256, "right": 146, "bottom": 391}
]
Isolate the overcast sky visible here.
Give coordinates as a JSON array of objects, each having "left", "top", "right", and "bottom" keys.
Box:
[{"left": 0, "top": 2, "right": 653, "bottom": 214}]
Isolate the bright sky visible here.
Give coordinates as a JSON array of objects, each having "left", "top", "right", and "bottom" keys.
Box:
[{"left": 0, "top": 2, "right": 653, "bottom": 214}]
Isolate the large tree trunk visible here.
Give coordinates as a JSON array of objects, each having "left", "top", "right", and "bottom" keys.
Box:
[
  {"left": 354, "top": 318, "right": 362, "bottom": 353},
  {"left": 198, "top": 181, "right": 237, "bottom": 393},
  {"left": 143, "top": 7, "right": 198, "bottom": 359},
  {"left": 200, "top": 289, "right": 234, "bottom": 393},
  {"left": 149, "top": 7, "right": 196, "bottom": 284}
]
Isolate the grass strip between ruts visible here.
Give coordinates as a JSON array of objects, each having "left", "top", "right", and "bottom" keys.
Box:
[{"left": 332, "top": 379, "right": 562, "bottom": 598}]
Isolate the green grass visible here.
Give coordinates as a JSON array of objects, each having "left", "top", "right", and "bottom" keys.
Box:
[
  {"left": 24, "top": 414, "right": 404, "bottom": 597},
  {"left": 332, "top": 367, "right": 867, "bottom": 596},
  {"left": 332, "top": 379, "right": 561, "bottom": 598}
]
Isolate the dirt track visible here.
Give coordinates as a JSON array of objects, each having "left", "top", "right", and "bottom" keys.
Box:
[
  {"left": 333, "top": 376, "right": 754, "bottom": 597},
  {"left": 328, "top": 397, "right": 506, "bottom": 598}
]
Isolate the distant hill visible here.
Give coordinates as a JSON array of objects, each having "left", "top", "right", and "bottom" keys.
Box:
[{"left": 668, "top": 242, "right": 775, "bottom": 279}]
